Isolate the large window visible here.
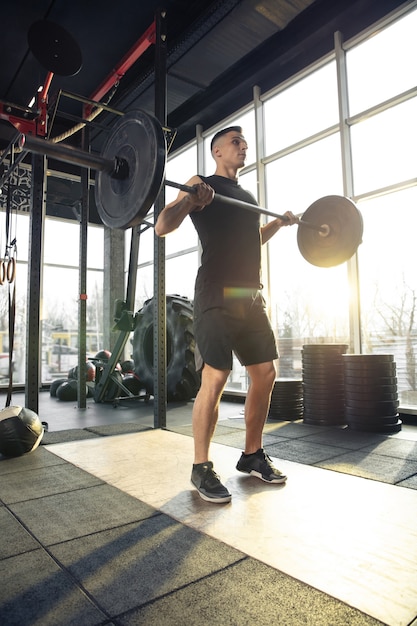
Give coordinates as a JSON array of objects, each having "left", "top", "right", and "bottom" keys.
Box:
[
  {"left": 263, "top": 62, "right": 339, "bottom": 154},
  {"left": 346, "top": 8, "right": 417, "bottom": 116},
  {"left": 350, "top": 98, "right": 416, "bottom": 195},
  {"left": 263, "top": 67, "right": 347, "bottom": 382},
  {"left": 160, "top": 6, "right": 417, "bottom": 408},
  {"left": 42, "top": 219, "right": 104, "bottom": 382}
]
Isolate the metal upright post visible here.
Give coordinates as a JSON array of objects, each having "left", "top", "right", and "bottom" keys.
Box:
[
  {"left": 25, "top": 154, "right": 45, "bottom": 413},
  {"left": 335, "top": 30, "right": 362, "bottom": 354},
  {"left": 78, "top": 127, "right": 90, "bottom": 408},
  {"left": 153, "top": 9, "right": 168, "bottom": 429}
]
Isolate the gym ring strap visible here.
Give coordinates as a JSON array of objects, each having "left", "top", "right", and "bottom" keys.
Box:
[{"left": 7, "top": 257, "right": 16, "bottom": 283}]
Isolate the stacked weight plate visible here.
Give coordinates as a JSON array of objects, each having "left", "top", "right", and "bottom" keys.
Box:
[
  {"left": 343, "top": 354, "right": 402, "bottom": 433},
  {"left": 302, "top": 344, "right": 348, "bottom": 426},
  {"left": 269, "top": 378, "right": 303, "bottom": 421}
]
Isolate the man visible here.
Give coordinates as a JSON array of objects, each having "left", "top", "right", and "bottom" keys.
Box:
[{"left": 155, "top": 126, "right": 298, "bottom": 503}]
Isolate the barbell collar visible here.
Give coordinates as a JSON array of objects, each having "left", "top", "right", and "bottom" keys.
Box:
[{"left": 165, "top": 179, "right": 327, "bottom": 234}]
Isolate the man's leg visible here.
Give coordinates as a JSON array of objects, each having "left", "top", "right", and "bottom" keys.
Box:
[
  {"left": 243, "top": 361, "right": 276, "bottom": 454},
  {"left": 236, "top": 360, "right": 287, "bottom": 484},
  {"left": 190, "top": 364, "right": 232, "bottom": 503},
  {"left": 192, "top": 363, "right": 230, "bottom": 463}
]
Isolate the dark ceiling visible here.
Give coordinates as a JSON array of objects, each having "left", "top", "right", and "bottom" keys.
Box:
[
  {"left": 1, "top": 0, "right": 409, "bottom": 157},
  {"left": 0, "top": 0, "right": 410, "bottom": 224}
]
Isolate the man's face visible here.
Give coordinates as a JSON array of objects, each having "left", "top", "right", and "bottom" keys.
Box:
[{"left": 214, "top": 131, "right": 248, "bottom": 168}]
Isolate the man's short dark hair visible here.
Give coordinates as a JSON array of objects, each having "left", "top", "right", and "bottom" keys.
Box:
[{"left": 210, "top": 126, "right": 243, "bottom": 152}]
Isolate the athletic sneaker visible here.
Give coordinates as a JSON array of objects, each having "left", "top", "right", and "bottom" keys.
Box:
[
  {"left": 191, "top": 461, "right": 232, "bottom": 503},
  {"left": 236, "top": 448, "right": 287, "bottom": 483}
]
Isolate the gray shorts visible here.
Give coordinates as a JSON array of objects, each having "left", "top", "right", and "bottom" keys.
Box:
[{"left": 193, "top": 283, "right": 278, "bottom": 371}]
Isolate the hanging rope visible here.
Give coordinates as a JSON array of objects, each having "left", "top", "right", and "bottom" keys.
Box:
[{"left": 2, "top": 154, "right": 18, "bottom": 407}]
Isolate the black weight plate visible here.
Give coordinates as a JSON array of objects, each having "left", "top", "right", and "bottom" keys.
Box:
[
  {"left": 303, "top": 360, "right": 345, "bottom": 368},
  {"left": 346, "top": 413, "right": 400, "bottom": 424},
  {"left": 302, "top": 369, "right": 344, "bottom": 380},
  {"left": 270, "top": 399, "right": 304, "bottom": 408},
  {"left": 303, "top": 393, "right": 345, "bottom": 406},
  {"left": 302, "top": 344, "right": 349, "bottom": 353},
  {"left": 345, "top": 398, "right": 399, "bottom": 410},
  {"left": 345, "top": 391, "right": 398, "bottom": 402},
  {"left": 269, "top": 411, "right": 303, "bottom": 420},
  {"left": 302, "top": 386, "right": 345, "bottom": 397},
  {"left": 271, "top": 400, "right": 303, "bottom": 408},
  {"left": 303, "top": 381, "right": 344, "bottom": 391},
  {"left": 303, "top": 400, "right": 345, "bottom": 412},
  {"left": 342, "top": 354, "right": 394, "bottom": 363},
  {"left": 297, "top": 196, "right": 363, "bottom": 268},
  {"left": 345, "top": 406, "right": 398, "bottom": 418},
  {"left": 28, "top": 20, "right": 82, "bottom": 76},
  {"left": 343, "top": 361, "right": 396, "bottom": 373},
  {"left": 272, "top": 388, "right": 303, "bottom": 397},
  {"left": 344, "top": 375, "right": 397, "bottom": 386},
  {"left": 302, "top": 351, "right": 346, "bottom": 360},
  {"left": 302, "top": 360, "right": 345, "bottom": 369},
  {"left": 95, "top": 110, "right": 166, "bottom": 229},
  {"left": 303, "top": 408, "right": 345, "bottom": 419},
  {"left": 347, "top": 419, "right": 402, "bottom": 434},
  {"left": 302, "top": 377, "right": 344, "bottom": 385},
  {"left": 344, "top": 384, "right": 398, "bottom": 394},
  {"left": 271, "top": 405, "right": 303, "bottom": 413},
  {"left": 303, "top": 368, "right": 344, "bottom": 377},
  {"left": 269, "top": 410, "right": 303, "bottom": 419},
  {"left": 272, "top": 389, "right": 303, "bottom": 397}
]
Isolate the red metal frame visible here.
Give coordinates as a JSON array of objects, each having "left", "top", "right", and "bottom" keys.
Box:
[
  {"left": 84, "top": 20, "right": 156, "bottom": 117},
  {"left": 0, "top": 19, "right": 157, "bottom": 140}
]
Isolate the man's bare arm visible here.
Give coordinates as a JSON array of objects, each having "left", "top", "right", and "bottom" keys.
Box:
[{"left": 155, "top": 176, "right": 214, "bottom": 236}]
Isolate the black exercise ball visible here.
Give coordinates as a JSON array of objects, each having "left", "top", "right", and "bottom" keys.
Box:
[
  {"left": 0, "top": 406, "right": 44, "bottom": 458},
  {"left": 68, "top": 361, "right": 96, "bottom": 382},
  {"left": 121, "top": 359, "right": 135, "bottom": 374},
  {"left": 94, "top": 349, "right": 111, "bottom": 362},
  {"left": 50, "top": 378, "right": 67, "bottom": 397},
  {"left": 122, "top": 373, "right": 142, "bottom": 395},
  {"left": 56, "top": 379, "right": 88, "bottom": 401}
]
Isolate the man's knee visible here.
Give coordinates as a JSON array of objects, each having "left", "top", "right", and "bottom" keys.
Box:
[{"left": 248, "top": 361, "right": 276, "bottom": 387}]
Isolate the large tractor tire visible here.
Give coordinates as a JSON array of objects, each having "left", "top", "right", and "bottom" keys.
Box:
[{"left": 133, "top": 294, "right": 200, "bottom": 401}]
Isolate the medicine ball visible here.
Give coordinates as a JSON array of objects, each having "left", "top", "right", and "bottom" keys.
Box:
[
  {"left": 50, "top": 377, "right": 67, "bottom": 397},
  {"left": 68, "top": 360, "right": 96, "bottom": 382},
  {"left": 122, "top": 373, "right": 142, "bottom": 395},
  {"left": 94, "top": 349, "right": 111, "bottom": 362},
  {"left": 0, "top": 406, "right": 44, "bottom": 458},
  {"left": 121, "top": 359, "right": 135, "bottom": 374},
  {"left": 56, "top": 379, "right": 88, "bottom": 401}
]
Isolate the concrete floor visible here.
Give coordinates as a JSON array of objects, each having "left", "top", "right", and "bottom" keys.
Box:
[{"left": 1, "top": 390, "right": 417, "bottom": 625}]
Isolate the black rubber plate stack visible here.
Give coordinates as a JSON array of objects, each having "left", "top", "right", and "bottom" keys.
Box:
[
  {"left": 269, "top": 378, "right": 303, "bottom": 421},
  {"left": 302, "top": 344, "right": 348, "bottom": 426},
  {"left": 343, "top": 354, "right": 401, "bottom": 434}
]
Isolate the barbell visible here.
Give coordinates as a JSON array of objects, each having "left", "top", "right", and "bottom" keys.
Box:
[{"left": 0, "top": 109, "right": 363, "bottom": 268}]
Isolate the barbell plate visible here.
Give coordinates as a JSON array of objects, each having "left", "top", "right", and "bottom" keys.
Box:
[
  {"left": 95, "top": 110, "right": 166, "bottom": 229},
  {"left": 27, "top": 20, "right": 83, "bottom": 76},
  {"left": 297, "top": 195, "right": 363, "bottom": 268}
]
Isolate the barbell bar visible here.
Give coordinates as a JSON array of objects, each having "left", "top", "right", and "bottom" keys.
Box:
[
  {"left": 0, "top": 109, "right": 363, "bottom": 267},
  {"left": 164, "top": 179, "right": 328, "bottom": 233}
]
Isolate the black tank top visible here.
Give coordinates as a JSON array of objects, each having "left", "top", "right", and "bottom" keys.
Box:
[{"left": 190, "top": 175, "right": 262, "bottom": 289}]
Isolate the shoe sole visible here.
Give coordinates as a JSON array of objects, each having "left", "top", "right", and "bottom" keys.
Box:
[
  {"left": 191, "top": 480, "right": 232, "bottom": 503},
  {"left": 238, "top": 468, "right": 287, "bottom": 484},
  {"left": 197, "top": 490, "right": 232, "bottom": 503}
]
